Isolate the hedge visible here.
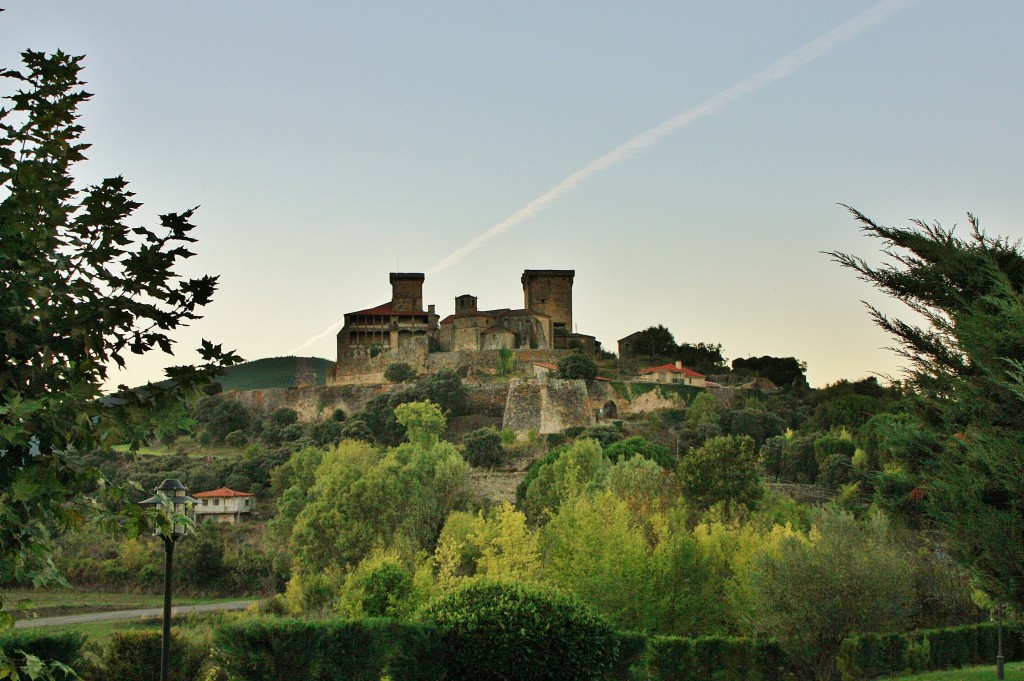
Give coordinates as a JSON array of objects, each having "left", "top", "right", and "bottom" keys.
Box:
[
  {"left": 213, "top": 618, "right": 444, "bottom": 681},
  {"left": 0, "top": 630, "right": 84, "bottom": 680},
  {"left": 646, "top": 635, "right": 793, "bottom": 681},
  {"left": 95, "top": 629, "right": 206, "bottom": 681},
  {"left": 837, "top": 622, "right": 1024, "bottom": 680}
]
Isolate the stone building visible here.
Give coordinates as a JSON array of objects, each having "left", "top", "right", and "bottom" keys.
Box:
[
  {"left": 336, "top": 273, "right": 439, "bottom": 357},
  {"left": 437, "top": 293, "right": 553, "bottom": 351},
  {"left": 331, "top": 269, "right": 599, "bottom": 384}
]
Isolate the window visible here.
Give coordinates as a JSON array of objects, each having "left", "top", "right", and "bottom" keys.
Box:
[
  {"left": 201, "top": 499, "right": 208, "bottom": 506},
  {"left": 213, "top": 499, "right": 220, "bottom": 506}
]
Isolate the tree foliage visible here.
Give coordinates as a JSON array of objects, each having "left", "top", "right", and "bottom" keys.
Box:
[
  {"left": 630, "top": 325, "right": 677, "bottom": 357},
  {"left": 557, "top": 353, "right": 598, "bottom": 382},
  {"left": 677, "top": 435, "right": 763, "bottom": 513},
  {"left": 0, "top": 50, "right": 238, "bottom": 637},
  {"left": 830, "top": 207, "right": 1024, "bottom": 606}
]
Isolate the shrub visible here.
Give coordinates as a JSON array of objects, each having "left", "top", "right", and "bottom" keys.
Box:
[
  {"left": 280, "top": 423, "right": 306, "bottom": 442},
  {"left": 646, "top": 635, "right": 791, "bottom": 681},
  {"left": 269, "top": 408, "right": 299, "bottom": 428},
  {"left": 417, "top": 580, "right": 619, "bottom": 681},
  {"left": 339, "top": 419, "right": 374, "bottom": 443},
  {"left": 582, "top": 425, "right": 622, "bottom": 448},
  {"left": 330, "top": 408, "right": 346, "bottom": 422},
  {"left": 311, "top": 419, "right": 346, "bottom": 447},
  {"left": 462, "top": 427, "right": 503, "bottom": 468},
  {"left": 213, "top": 618, "right": 438, "bottom": 681},
  {"left": 225, "top": 430, "right": 249, "bottom": 448},
  {"left": 385, "top": 362, "right": 417, "bottom": 383},
  {"left": 0, "top": 630, "right": 84, "bottom": 680},
  {"left": 605, "top": 436, "right": 675, "bottom": 469},
  {"left": 818, "top": 453, "right": 855, "bottom": 489},
  {"left": 557, "top": 353, "right": 598, "bottom": 382},
  {"left": 97, "top": 630, "right": 205, "bottom": 681}
]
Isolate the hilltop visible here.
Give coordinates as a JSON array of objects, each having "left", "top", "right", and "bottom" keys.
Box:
[{"left": 219, "top": 356, "right": 332, "bottom": 391}]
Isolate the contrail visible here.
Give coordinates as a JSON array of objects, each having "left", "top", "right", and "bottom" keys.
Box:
[
  {"left": 427, "top": 0, "right": 921, "bottom": 274},
  {"left": 290, "top": 0, "right": 919, "bottom": 354}
]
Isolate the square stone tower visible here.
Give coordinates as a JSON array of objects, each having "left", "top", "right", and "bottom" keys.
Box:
[
  {"left": 522, "top": 269, "right": 574, "bottom": 334},
  {"left": 390, "top": 273, "right": 425, "bottom": 311}
]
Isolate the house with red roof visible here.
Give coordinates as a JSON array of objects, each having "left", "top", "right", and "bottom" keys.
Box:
[
  {"left": 638, "top": 361, "right": 706, "bottom": 388},
  {"left": 193, "top": 487, "right": 255, "bottom": 524}
]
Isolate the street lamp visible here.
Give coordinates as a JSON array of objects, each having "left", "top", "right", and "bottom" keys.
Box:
[{"left": 139, "top": 479, "right": 196, "bottom": 681}]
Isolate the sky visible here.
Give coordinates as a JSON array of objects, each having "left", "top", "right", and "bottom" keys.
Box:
[{"left": 3, "top": 1, "right": 1023, "bottom": 389}]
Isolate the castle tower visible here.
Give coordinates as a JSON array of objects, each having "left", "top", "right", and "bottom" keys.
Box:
[
  {"left": 522, "top": 269, "right": 574, "bottom": 335},
  {"left": 390, "top": 273, "right": 425, "bottom": 312},
  {"left": 455, "top": 294, "right": 478, "bottom": 314}
]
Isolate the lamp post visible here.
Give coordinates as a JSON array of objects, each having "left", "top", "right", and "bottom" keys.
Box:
[
  {"left": 139, "top": 479, "right": 196, "bottom": 681},
  {"left": 997, "top": 603, "right": 1005, "bottom": 680}
]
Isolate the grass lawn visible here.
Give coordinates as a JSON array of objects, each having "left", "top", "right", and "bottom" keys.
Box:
[
  {"left": 2, "top": 587, "right": 241, "bottom": 620},
  {"left": 886, "top": 661, "right": 1024, "bottom": 680}
]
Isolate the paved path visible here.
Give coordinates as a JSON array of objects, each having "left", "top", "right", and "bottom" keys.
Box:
[{"left": 13, "top": 600, "right": 256, "bottom": 629}]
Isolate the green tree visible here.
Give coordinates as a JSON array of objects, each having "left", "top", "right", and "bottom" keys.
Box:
[
  {"left": 557, "top": 353, "right": 598, "bottom": 381},
  {"left": 604, "top": 436, "right": 675, "bottom": 469},
  {"left": 742, "top": 508, "right": 914, "bottom": 681},
  {"left": 288, "top": 436, "right": 470, "bottom": 601},
  {"left": 384, "top": 362, "right": 417, "bottom": 383},
  {"left": 462, "top": 427, "right": 503, "bottom": 468},
  {"left": 631, "top": 324, "right": 677, "bottom": 357},
  {"left": 518, "top": 439, "right": 609, "bottom": 524},
  {"left": 0, "top": 49, "right": 238, "bottom": 648},
  {"left": 394, "top": 400, "right": 446, "bottom": 449},
  {"left": 677, "top": 435, "right": 762, "bottom": 513},
  {"left": 830, "top": 207, "right": 1024, "bottom": 606}
]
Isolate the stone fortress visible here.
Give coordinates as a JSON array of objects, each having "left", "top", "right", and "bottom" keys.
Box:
[
  {"left": 223, "top": 267, "right": 702, "bottom": 436},
  {"left": 329, "top": 269, "right": 599, "bottom": 385}
]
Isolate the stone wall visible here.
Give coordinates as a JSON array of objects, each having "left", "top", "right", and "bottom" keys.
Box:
[
  {"left": 227, "top": 383, "right": 387, "bottom": 422},
  {"left": 586, "top": 381, "right": 698, "bottom": 420},
  {"left": 330, "top": 347, "right": 574, "bottom": 385},
  {"left": 502, "top": 378, "right": 594, "bottom": 435}
]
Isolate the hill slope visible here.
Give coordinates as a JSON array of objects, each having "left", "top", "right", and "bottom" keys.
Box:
[{"left": 220, "top": 356, "right": 332, "bottom": 391}]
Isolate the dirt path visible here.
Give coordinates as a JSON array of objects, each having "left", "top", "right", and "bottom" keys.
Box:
[{"left": 13, "top": 600, "right": 256, "bottom": 628}]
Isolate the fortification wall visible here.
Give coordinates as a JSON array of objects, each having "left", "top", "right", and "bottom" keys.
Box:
[
  {"left": 329, "top": 347, "right": 574, "bottom": 385},
  {"left": 586, "top": 381, "right": 696, "bottom": 419},
  {"left": 502, "top": 378, "right": 594, "bottom": 434},
  {"left": 227, "top": 384, "right": 387, "bottom": 422}
]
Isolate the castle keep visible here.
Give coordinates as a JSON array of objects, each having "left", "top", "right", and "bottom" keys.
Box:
[{"left": 329, "top": 269, "right": 598, "bottom": 385}]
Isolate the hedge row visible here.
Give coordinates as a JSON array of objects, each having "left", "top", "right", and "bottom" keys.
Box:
[
  {"left": 213, "top": 618, "right": 444, "bottom": 681},
  {"left": 837, "top": 622, "right": 1024, "bottom": 680},
  {"left": 0, "top": 630, "right": 84, "bottom": 680},
  {"left": 646, "top": 635, "right": 793, "bottom": 681},
  {"left": 212, "top": 618, "right": 792, "bottom": 681}
]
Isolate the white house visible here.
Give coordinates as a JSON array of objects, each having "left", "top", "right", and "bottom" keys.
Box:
[{"left": 193, "top": 487, "right": 255, "bottom": 524}]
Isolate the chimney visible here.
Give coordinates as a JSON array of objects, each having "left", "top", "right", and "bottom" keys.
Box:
[{"left": 675, "top": 360, "right": 682, "bottom": 369}]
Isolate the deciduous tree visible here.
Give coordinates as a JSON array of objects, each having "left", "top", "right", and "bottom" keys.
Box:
[{"left": 0, "top": 49, "right": 238, "bottom": 650}]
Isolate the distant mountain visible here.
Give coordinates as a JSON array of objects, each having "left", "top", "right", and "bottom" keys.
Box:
[{"left": 219, "top": 356, "right": 333, "bottom": 391}]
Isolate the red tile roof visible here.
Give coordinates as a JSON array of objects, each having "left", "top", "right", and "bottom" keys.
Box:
[
  {"left": 348, "top": 303, "right": 428, "bottom": 317},
  {"left": 639, "top": 363, "right": 705, "bottom": 378},
  {"left": 193, "top": 487, "right": 254, "bottom": 499}
]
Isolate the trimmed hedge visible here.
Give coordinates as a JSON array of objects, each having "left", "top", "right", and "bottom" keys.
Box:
[
  {"left": 647, "top": 635, "right": 793, "bottom": 681},
  {"left": 837, "top": 622, "right": 1024, "bottom": 680},
  {"left": 97, "top": 629, "right": 206, "bottom": 681},
  {"left": 0, "top": 630, "right": 84, "bottom": 680},
  {"left": 213, "top": 618, "right": 443, "bottom": 681},
  {"left": 418, "top": 580, "right": 619, "bottom": 681}
]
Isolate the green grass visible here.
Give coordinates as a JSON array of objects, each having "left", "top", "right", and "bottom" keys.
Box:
[
  {"left": 2, "top": 588, "right": 240, "bottom": 619},
  {"left": 885, "top": 661, "right": 1024, "bottom": 680}
]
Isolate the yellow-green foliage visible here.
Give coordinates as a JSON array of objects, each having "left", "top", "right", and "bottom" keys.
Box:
[{"left": 434, "top": 502, "right": 540, "bottom": 588}]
